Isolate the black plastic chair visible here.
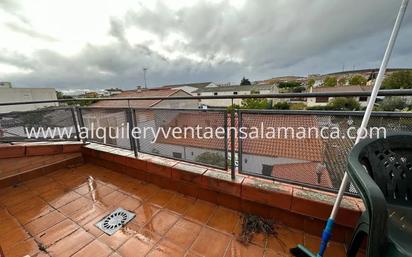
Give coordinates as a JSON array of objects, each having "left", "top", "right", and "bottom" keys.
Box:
[{"left": 347, "top": 133, "right": 412, "bottom": 257}]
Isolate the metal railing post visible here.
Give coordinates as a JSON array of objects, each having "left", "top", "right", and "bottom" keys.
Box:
[
  {"left": 126, "top": 107, "right": 138, "bottom": 158},
  {"left": 237, "top": 109, "right": 243, "bottom": 174},
  {"left": 76, "top": 107, "right": 87, "bottom": 143},
  {"left": 70, "top": 107, "right": 81, "bottom": 141},
  {"left": 230, "top": 109, "right": 236, "bottom": 179}
]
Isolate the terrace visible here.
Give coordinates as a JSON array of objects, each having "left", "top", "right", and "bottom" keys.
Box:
[{"left": 1, "top": 90, "right": 411, "bottom": 257}]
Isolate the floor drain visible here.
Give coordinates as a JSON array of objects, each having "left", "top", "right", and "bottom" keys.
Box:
[{"left": 95, "top": 208, "right": 135, "bottom": 235}]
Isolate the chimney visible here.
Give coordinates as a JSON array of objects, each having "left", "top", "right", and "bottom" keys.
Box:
[{"left": 316, "top": 164, "right": 324, "bottom": 184}]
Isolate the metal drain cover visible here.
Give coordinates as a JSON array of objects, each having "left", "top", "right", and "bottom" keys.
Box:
[{"left": 95, "top": 208, "right": 135, "bottom": 235}]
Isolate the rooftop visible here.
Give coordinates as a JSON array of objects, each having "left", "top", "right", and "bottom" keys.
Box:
[
  {"left": 0, "top": 142, "right": 362, "bottom": 257},
  {"left": 91, "top": 88, "right": 190, "bottom": 108},
  {"left": 0, "top": 162, "right": 347, "bottom": 257}
]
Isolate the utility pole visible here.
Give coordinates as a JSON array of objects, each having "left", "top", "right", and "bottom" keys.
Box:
[{"left": 143, "top": 68, "right": 148, "bottom": 89}]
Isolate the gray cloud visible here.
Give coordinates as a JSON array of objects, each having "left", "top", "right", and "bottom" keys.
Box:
[
  {"left": 5, "top": 22, "right": 58, "bottom": 41},
  {"left": 1, "top": 0, "right": 411, "bottom": 90}
]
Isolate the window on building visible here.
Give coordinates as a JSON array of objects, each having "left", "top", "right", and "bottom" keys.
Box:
[
  {"left": 316, "top": 96, "right": 329, "bottom": 103},
  {"left": 197, "top": 93, "right": 201, "bottom": 96},
  {"left": 233, "top": 92, "right": 238, "bottom": 95},
  {"left": 359, "top": 96, "right": 368, "bottom": 102},
  {"left": 172, "top": 152, "right": 182, "bottom": 159},
  {"left": 214, "top": 92, "right": 218, "bottom": 96},
  {"left": 244, "top": 158, "right": 248, "bottom": 163},
  {"left": 261, "top": 164, "right": 273, "bottom": 176}
]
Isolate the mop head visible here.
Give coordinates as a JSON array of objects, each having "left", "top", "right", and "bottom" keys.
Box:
[{"left": 290, "top": 244, "right": 317, "bottom": 257}]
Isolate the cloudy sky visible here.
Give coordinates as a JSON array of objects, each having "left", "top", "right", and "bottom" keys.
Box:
[{"left": 0, "top": 0, "right": 411, "bottom": 93}]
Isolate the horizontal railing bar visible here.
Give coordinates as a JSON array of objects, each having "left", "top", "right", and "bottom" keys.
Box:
[
  {"left": 239, "top": 109, "right": 412, "bottom": 117},
  {"left": 1, "top": 89, "right": 412, "bottom": 106}
]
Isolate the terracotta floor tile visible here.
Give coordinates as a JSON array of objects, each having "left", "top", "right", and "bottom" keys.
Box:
[
  {"left": 99, "top": 191, "right": 129, "bottom": 208},
  {"left": 148, "top": 189, "right": 176, "bottom": 207},
  {"left": 0, "top": 226, "right": 30, "bottom": 250},
  {"left": 132, "top": 203, "right": 160, "bottom": 227},
  {"left": 184, "top": 251, "right": 204, "bottom": 257},
  {"left": 69, "top": 204, "right": 108, "bottom": 226},
  {"left": 184, "top": 200, "right": 217, "bottom": 224},
  {"left": 118, "top": 229, "right": 161, "bottom": 257},
  {"left": 24, "top": 211, "right": 66, "bottom": 235},
  {"left": 85, "top": 183, "right": 115, "bottom": 200},
  {"left": 118, "top": 196, "right": 142, "bottom": 211},
  {"left": 144, "top": 210, "right": 180, "bottom": 235},
  {"left": 7, "top": 196, "right": 47, "bottom": 215},
  {"left": 47, "top": 229, "right": 94, "bottom": 257},
  {"left": 1, "top": 190, "right": 35, "bottom": 207},
  {"left": 147, "top": 239, "right": 186, "bottom": 257},
  {"left": 165, "top": 194, "right": 196, "bottom": 214},
  {"left": 190, "top": 227, "right": 231, "bottom": 257},
  {"left": 99, "top": 229, "right": 134, "bottom": 250},
  {"left": 14, "top": 204, "right": 54, "bottom": 225},
  {"left": 58, "top": 196, "right": 92, "bottom": 216},
  {"left": 131, "top": 183, "right": 161, "bottom": 201},
  {"left": 165, "top": 218, "right": 202, "bottom": 249},
  {"left": 26, "top": 180, "right": 63, "bottom": 195},
  {"left": 3, "top": 238, "right": 40, "bottom": 257},
  {"left": 83, "top": 213, "right": 110, "bottom": 238},
  {"left": 48, "top": 191, "right": 82, "bottom": 209},
  {"left": 267, "top": 226, "right": 304, "bottom": 254},
  {"left": 224, "top": 240, "right": 265, "bottom": 257},
  {"left": 264, "top": 249, "right": 289, "bottom": 257},
  {"left": 36, "top": 219, "right": 79, "bottom": 247},
  {"left": 304, "top": 234, "right": 346, "bottom": 257},
  {"left": 207, "top": 207, "right": 240, "bottom": 233},
  {"left": 72, "top": 239, "right": 113, "bottom": 257}
]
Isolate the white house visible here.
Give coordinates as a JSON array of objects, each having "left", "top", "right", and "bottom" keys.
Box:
[
  {"left": 194, "top": 83, "right": 278, "bottom": 107},
  {"left": 307, "top": 85, "right": 372, "bottom": 107},
  {"left": 0, "top": 84, "right": 58, "bottom": 113}
]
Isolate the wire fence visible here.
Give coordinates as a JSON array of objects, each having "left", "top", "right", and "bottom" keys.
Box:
[
  {"left": 2, "top": 102, "right": 412, "bottom": 193},
  {"left": 0, "top": 107, "right": 78, "bottom": 142},
  {"left": 78, "top": 107, "right": 132, "bottom": 150},
  {"left": 238, "top": 110, "right": 412, "bottom": 193},
  {"left": 133, "top": 108, "right": 228, "bottom": 169}
]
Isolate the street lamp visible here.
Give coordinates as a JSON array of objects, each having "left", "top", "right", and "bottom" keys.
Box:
[{"left": 143, "top": 68, "right": 148, "bottom": 89}]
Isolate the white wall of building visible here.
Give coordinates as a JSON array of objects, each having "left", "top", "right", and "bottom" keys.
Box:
[
  {"left": 0, "top": 88, "right": 58, "bottom": 113},
  {"left": 241, "top": 153, "right": 309, "bottom": 174},
  {"left": 199, "top": 88, "right": 274, "bottom": 107}
]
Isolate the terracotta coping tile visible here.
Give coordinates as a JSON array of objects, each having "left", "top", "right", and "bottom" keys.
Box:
[
  {"left": 0, "top": 145, "right": 25, "bottom": 159},
  {"left": 171, "top": 163, "right": 207, "bottom": 185},
  {"left": 291, "top": 188, "right": 361, "bottom": 227},
  {"left": 241, "top": 177, "right": 293, "bottom": 210},
  {"left": 201, "top": 169, "right": 244, "bottom": 197},
  {"left": 26, "top": 144, "right": 63, "bottom": 156}
]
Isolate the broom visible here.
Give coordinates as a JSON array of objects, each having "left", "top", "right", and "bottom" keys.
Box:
[{"left": 290, "top": 0, "right": 409, "bottom": 256}]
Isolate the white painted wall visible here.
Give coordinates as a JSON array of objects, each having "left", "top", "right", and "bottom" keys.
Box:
[
  {"left": 199, "top": 88, "right": 274, "bottom": 107},
  {"left": 0, "top": 88, "right": 58, "bottom": 113},
  {"left": 241, "top": 153, "right": 309, "bottom": 174},
  {"left": 307, "top": 96, "right": 369, "bottom": 107}
]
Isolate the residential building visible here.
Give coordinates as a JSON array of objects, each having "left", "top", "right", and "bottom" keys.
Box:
[
  {"left": 193, "top": 83, "right": 278, "bottom": 107},
  {"left": 0, "top": 84, "right": 58, "bottom": 113},
  {"left": 161, "top": 82, "right": 212, "bottom": 95},
  {"left": 307, "top": 85, "right": 372, "bottom": 107},
  {"left": 102, "top": 88, "right": 123, "bottom": 97}
]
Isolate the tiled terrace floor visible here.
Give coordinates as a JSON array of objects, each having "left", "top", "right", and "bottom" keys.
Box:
[{"left": 0, "top": 163, "right": 347, "bottom": 257}]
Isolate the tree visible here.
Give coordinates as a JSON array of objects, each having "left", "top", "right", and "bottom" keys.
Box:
[
  {"left": 338, "top": 77, "right": 347, "bottom": 85},
  {"left": 382, "top": 71, "right": 412, "bottom": 89},
  {"left": 278, "top": 81, "right": 302, "bottom": 88},
  {"left": 241, "top": 90, "right": 271, "bottom": 109},
  {"left": 240, "top": 77, "right": 251, "bottom": 85},
  {"left": 349, "top": 75, "right": 367, "bottom": 85},
  {"left": 376, "top": 97, "right": 407, "bottom": 111},
  {"left": 327, "top": 97, "right": 360, "bottom": 111},
  {"left": 323, "top": 76, "right": 337, "bottom": 87},
  {"left": 307, "top": 79, "right": 315, "bottom": 88},
  {"left": 272, "top": 102, "right": 290, "bottom": 110},
  {"left": 195, "top": 152, "right": 226, "bottom": 168}
]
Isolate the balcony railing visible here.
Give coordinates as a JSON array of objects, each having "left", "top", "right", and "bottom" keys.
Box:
[{"left": 1, "top": 89, "right": 412, "bottom": 194}]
